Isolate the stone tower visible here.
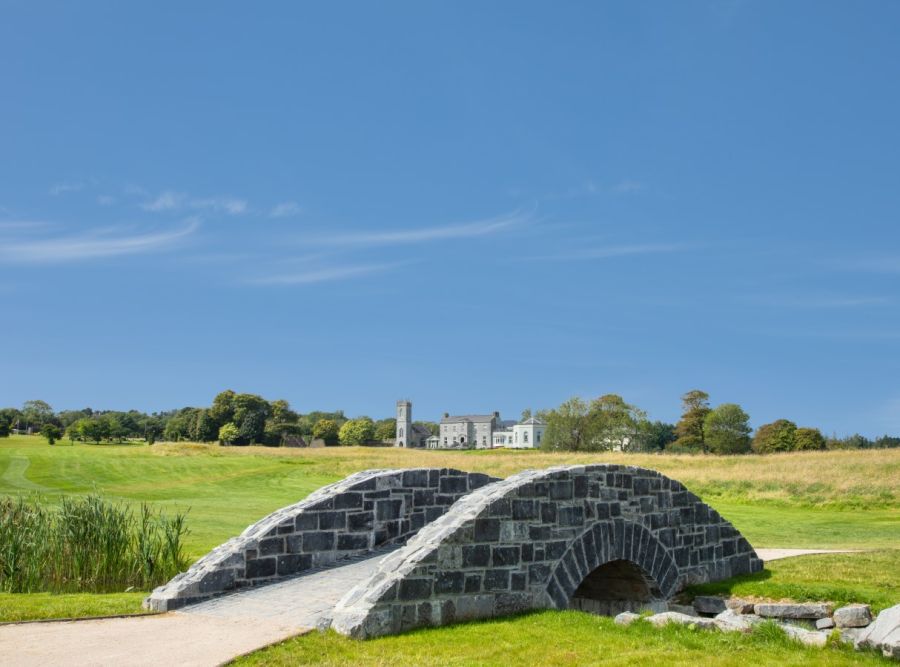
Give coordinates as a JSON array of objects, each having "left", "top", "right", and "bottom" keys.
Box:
[{"left": 396, "top": 400, "right": 412, "bottom": 448}]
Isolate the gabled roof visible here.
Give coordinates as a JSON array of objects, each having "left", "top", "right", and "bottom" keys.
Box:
[
  {"left": 411, "top": 423, "right": 432, "bottom": 436},
  {"left": 519, "top": 417, "right": 547, "bottom": 426}
]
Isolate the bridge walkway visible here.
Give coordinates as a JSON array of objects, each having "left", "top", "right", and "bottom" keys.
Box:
[{"left": 0, "top": 548, "right": 396, "bottom": 667}]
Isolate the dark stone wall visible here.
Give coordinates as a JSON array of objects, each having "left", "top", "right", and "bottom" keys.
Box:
[
  {"left": 331, "top": 464, "right": 762, "bottom": 638},
  {"left": 145, "top": 468, "right": 498, "bottom": 611}
]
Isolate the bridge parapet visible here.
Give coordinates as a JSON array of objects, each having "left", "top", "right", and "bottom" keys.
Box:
[
  {"left": 145, "top": 467, "right": 498, "bottom": 611},
  {"left": 330, "top": 464, "right": 762, "bottom": 638}
]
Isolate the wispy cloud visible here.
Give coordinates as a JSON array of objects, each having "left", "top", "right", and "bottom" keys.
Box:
[
  {"left": 246, "top": 261, "right": 408, "bottom": 286},
  {"left": 839, "top": 256, "right": 900, "bottom": 274},
  {"left": 270, "top": 201, "right": 302, "bottom": 218},
  {"left": 747, "top": 294, "right": 890, "bottom": 309},
  {"left": 304, "top": 210, "right": 528, "bottom": 247},
  {"left": 141, "top": 190, "right": 247, "bottom": 216},
  {"left": 0, "top": 218, "right": 200, "bottom": 263},
  {"left": 516, "top": 242, "right": 693, "bottom": 262},
  {"left": 97, "top": 195, "right": 116, "bottom": 207},
  {"left": 0, "top": 220, "right": 52, "bottom": 231},
  {"left": 612, "top": 179, "right": 645, "bottom": 194},
  {"left": 49, "top": 182, "right": 85, "bottom": 196}
]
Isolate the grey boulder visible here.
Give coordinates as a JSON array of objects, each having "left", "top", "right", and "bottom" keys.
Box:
[
  {"left": 692, "top": 596, "right": 727, "bottom": 615},
  {"left": 833, "top": 604, "right": 873, "bottom": 629},
  {"left": 856, "top": 603, "right": 900, "bottom": 659},
  {"left": 754, "top": 602, "right": 832, "bottom": 619}
]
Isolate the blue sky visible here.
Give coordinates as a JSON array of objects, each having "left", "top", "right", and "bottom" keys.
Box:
[{"left": 1, "top": 1, "right": 898, "bottom": 436}]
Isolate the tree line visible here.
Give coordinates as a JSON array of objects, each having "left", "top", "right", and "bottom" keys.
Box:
[
  {"left": 537, "top": 390, "right": 899, "bottom": 454},
  {"left": 2, "top": 390, "right": 895, "bottom": 453},
  {"left": 0, "top": 393, "right": 439, "bottom": 447}
]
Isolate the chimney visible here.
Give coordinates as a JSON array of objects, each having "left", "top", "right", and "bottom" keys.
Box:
[
  {"left": 443, "top": 412, "right": 450, "bottom": 419},
  {"left": 493, "top": 411, "right": 500, "bottom": 419}
]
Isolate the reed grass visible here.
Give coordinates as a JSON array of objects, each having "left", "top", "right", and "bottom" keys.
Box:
[{"left": 0, "top": 494, "right": 188, "bottom": 593}]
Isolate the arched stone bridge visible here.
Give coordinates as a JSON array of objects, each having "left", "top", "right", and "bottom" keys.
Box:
[{"left": 146, "top": 465, "right": 761, "bottom": 639}]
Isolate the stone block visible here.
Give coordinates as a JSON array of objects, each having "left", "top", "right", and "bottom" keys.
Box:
[
  {"left": 492, "top": 546, "right": 520, "bottom": 567},
  {"left": 337, "top": 533, "right": 370, "bottom": 551},
  {"left": 816, "top": 617, "right": 835, "bottom": 630},
  {"left": 462, "top": 544, "right": 490, "bottom": 568},
  {"left": 473, "top": 518, "right": 500, "bottom": 542},
  {"left": 434, "top": 571, "right": 466, "bottom": 595},
  {"left": 244, "top": 557, "right": 276, "bottom": 579},
  {"left": 615, "top": 611, "right": 640, "bottom": 626},
  {"left": 754, "top": 602, "right": 832, "bottom": 619},
  {"left": 483, "top": 569, "right": 510, "bottom": 591},
  {"left": 692, "top": 596, "right": 727, "bottom": 615},
  {"left": 302, "top": 531, "right": 335, "bottom": 552},
  {"left": 398, "top": 578, "right": 432, "bottom": 601},
  {"left": 833, "top": 604, "right": 872, "bottom": 628}
]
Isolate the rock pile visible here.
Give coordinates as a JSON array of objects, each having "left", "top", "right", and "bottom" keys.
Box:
[{"left": 614, "top": 598, "right": 899, "bottom": 659}]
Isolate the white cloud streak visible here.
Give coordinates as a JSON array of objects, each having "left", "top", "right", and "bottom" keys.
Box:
[
  {"left": 270, "top": 201, "right": 302, "bottom": 218},
  {"left": 0, "top": 218, "right": 200, "bottom": 263},
  {"left": 141, "top": 190, "right": 247, "bottom": 216},
  {"left": 247, "top": 261, "right": 407, "bottom": 286},
  {"left": 49, "top": 182, "right": 84, "bottom": 196},
  {"left": 304, "top": 210, "right": 528, "bottom": 247},
  {"left": 516, "top": 242, "right": 692, "bottom": 262}
]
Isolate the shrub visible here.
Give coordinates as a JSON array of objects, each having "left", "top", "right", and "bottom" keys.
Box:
[
  {"left": 0, "top": 495, "right": 188, "bottom": 594},
  {"left": 793, "top": 427, "right": 826, "bottom": 451},
  {"left": 752, "top": 419, "right": 797, "bottom": 453}
]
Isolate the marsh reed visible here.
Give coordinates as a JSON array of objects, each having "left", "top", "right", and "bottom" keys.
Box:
[{"left": 0, "top": 494, "right": 188, "bottom": 593}]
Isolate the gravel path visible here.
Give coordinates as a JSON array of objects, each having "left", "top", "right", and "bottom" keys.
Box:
[{"left": 0, "top": 549, "right": 394, "bottom": 667}]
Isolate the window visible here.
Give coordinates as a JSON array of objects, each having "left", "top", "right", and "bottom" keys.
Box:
[
  {"left": 524, "top": 432, "right": 529, "bottom": 443},
  {"left": 537, "top": 432, "right": 542, "bottom": 443},
  {"left": 444, "top": 437, "right": 448, "bottom": 445},
  {"left": 399, "top": 428, "right": 404, "bottom": 438}
]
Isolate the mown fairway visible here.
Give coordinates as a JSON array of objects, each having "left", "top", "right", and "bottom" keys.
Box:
[
  {"left": 2, "top": 435, "right": 898, "bottom": 663},
  {"left": 2, "top": 435, "right": 897, "bottom": 556}
]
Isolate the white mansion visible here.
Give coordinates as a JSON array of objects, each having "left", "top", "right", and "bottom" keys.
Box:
[{"left": 395, "top": 400, "right": 545, "bottom": 450}]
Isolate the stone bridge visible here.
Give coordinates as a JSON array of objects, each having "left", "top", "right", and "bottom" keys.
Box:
[{"left": 146, "top": 465, "right": 761, "bottom": 640}]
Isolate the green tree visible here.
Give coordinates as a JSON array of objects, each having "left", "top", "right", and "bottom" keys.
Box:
[
  {"left": 640, "top": 421, "right": 676, "bottom": 451},
  {"left": 586, "top": 394, "right": 647, "bottom": 451},
  {"left": 218, "top": 423, "right": 239, "bottom": 445},
  {"left": 541, "top": 397, "right": 592, "bottom": 451},
  {"left": 752, "top": 419, "right": 797, "bottom": 453},
  {"left": 703, "top": 403, "right": 752, "bottom": 454},
  {"left": 0, "top": 417, "right": 9, "bottom": 438},
  {"left": 793, "top": 427, "right": 826, "bottom": 451},
  {"left": 41, "top": 423, "right": 62, "bottom": 445},
  {"left": 77, "top": 418, "right": 107, "bottom": 444},
  {"left": 209, "top": 390, "right": 237, "bottom": 428},
  {"left": 339, "top": 418, "right": 376, "bottom": 446},
  {"left": 191, "top": 409, "right": 219, "bottom": 442},
  {"left": 312, "top": 419, "right": 340, "bottom": 445},
  {"left": 671, "top": 390, "right": 711, "bottom": 451},
  {"left": 22, "top": 400, "right": 54, "bottom": 432},
  {"left": 374, "top": 418, "right": 397, "bottom": 442}
]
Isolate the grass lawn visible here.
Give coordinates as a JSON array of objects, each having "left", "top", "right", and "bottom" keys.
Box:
[
  {"left": 0, "top": 592, "right": 148, "bottom": 623},
  {"left": 233, "top": 610, "right": 890, "bottom": 666},
  {"left": 1, "top": 435, "right": 897, "bottom": 632}
]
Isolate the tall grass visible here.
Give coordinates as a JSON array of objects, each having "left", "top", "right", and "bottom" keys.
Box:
[{"left": 0, "top": 494, "right": 189, "bottom": 593}]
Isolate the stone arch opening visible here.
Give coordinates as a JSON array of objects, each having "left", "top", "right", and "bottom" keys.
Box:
[{"left": 571, "top": 559, "right": 663, "bottom": 616}]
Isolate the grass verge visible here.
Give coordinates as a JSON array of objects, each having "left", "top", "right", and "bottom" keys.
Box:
[
  {"left": 0, "top": 591, "right": 148, "bottom": 623},
  {"left": 686, "top": 549, "right": 900, "bottom": 612},
  {"left": 232, "top": 611, "right": 890, "bottom": 666}
]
